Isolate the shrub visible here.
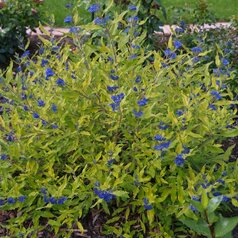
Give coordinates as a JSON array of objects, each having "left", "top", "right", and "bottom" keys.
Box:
[
  {"left": 171, "top": 19, "right": 238, "bottom": 97},
  {"left": 0, "top": 0, "right": 43, "bottom": 65},
  {"left": 0, "top": 1, "right": 237, "bottom": 237}
]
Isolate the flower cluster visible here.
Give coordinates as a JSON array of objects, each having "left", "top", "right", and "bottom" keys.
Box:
[
  {"left": 143, "top": 198, "right": 153, "bottom": 210},
  {"left": 109, "top": 93, "right": 125, "bottom": 111},
  {"left": 94, "top": 188, "right": 115, "bottom": 202},
  {"left": 0, "top": 196, "right": 27, "bottom": 206}
]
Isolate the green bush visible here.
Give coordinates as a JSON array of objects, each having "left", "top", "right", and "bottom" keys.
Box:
[
  {"left": 0, "top": 0, "right": 43, "bottom": 64},
  {"left": 0, "top": 1, "right": 238, "bottom": 237}
]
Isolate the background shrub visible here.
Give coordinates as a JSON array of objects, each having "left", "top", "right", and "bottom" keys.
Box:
[
  {"left": 0, "top": 0, "right": 43, "bottom": 65},
  {"left": 0, "top": 1, "right": 238, "bottom": 237}
]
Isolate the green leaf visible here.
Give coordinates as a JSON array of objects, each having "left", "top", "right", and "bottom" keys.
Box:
[
  {"left": 113, "top": 190, "right": 129, "bottom": 199},
  {"left": 220, "top": 232, "right": 233, "bottom": 238},
  {"left": 221, "top": 128, "right": 238, "bottom": 138},
  {"left": 215, "top": 216, "right": 238, "bottom": 237},
  {"left": 201, "top": 190, "right": 209, "bottom": 209},
  {"left": 207, "top": 196, "right": 223, "bottom": 213},
  {"left": 180, "top": 218, "right": 211, "bottom": 237}
]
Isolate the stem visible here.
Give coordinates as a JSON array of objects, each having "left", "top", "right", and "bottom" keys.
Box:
[
  {"left": 105, "top": 28, "right": 117, "bottom": 65},
  {"left": 204, "top": 210, "right": 216, "bottom": 238}
]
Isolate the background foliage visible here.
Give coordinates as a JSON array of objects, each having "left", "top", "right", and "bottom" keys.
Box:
[
  {"left": 0, "top": 0, "right": 43, "bottom": 65},
  {"left": 0, "top": 0, "right": 238, "bottom": 237}
]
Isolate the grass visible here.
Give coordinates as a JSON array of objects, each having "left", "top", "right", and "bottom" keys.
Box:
[
  {"left": 41, "top": 0, "right": 238, "bottom": 27},
  {"left": 41, "top": 0, "right": 73, "bottom": 26},
  {"left": 162, "top": 0, "right": 238, "bottom": 24}
]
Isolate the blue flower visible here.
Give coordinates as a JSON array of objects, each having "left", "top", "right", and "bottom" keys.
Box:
[
  {"left": 110, "top": 75, "right": 119, "bottom": 80},
  {"left": 0, "top": 199, "right": 5, "bottom": 206},
  {"left": 45, "top": 68, "right": 54, "bottom": 79},
  {"left": 164, "top": 49, "right": 177, "bottom": 59},
  {"left": 128, "top": 5, "right": 137, "bottom": 11},
  {"left": 133, "top": 87, "right": 138, "bottom": 92},
  {"left": 132, "top": 44, "right": 140, "bottom": 49},
  {"left": 41, "top": 59, "right": 48, "bottom": 67},
  {"left": 222, "top": 58, "right": 229, "bottom": 66},
  {"left": 191, "top": 47, "right": 202, "bottom": 53},
  {"left": 109, "top": 103, "right": 119, "bottom": 111},
  {"left": 133, "top": 110, "right": 143, "bottom": 118},
  {"left": 164, "top": 49, "right": 172, "bottom": 56},
  {"left": 32, "top": 113, "right": 39, "bottom": 119},
  {"left": 124, "top": 26, "right": 131, "bottom": 33},
  {"left": 182, "top": 146, "right": 190, "bottom": 154},
  {"left": 57, "top": 196, "right": 67, "bottom": 205},
  {"left": 51, "top": 104, "right": 57, "bottom": 113},
  {"left": 135, "top": 75, "right": 141, "bottom": 83},
  {"left": 19, "top": 196, "right": 26, "bottom": 203},
  {"left": 107, "top": 159, "right": 116, "bottom": 166},
  {"left": 108, "top": 56, "right": 113, "bottom": 62},
  {"left": 137, "top": 97, "right": 148, "bottom": 106},
  {"left": 40, "top": 188, "right": 47, "bottom": 194},
  {"left": 189, "top": 205, "right": 198, "bottom": 212},
  {"left": 224, "top": 48, "right": 230, "bottom": 54},
  {"left": 127, "top": 16, "right": 139, "bottom": 22},
  {"left": 176, "top": 109, "right": 184, "bottom": 116},
  {"left": 175, "top": 27, "right": 184, "bottom": 33},
  {"left": 180, "top": 20, "right": 186, "bottom": 28},
  {"left": 154, "top": 141, "right": 171, "bottom": 151},
  {"left": 213, "top": 68, "right": 221, "bottom": 77},
  {"left": 23, "top": 105, "right": 29, "bottom": 111},
  {"left": 52, "top": 124, "right": 58, "bottom": 129},
  {"left": 49, "top": 197, "right": 57, "bottom": 204},
  {"left": 17, "top": 66, "right": 22, "bottom": 72},
  {"left": 94, "top": 188, "right": 115, "bottom": 202},
  {"left": 52, "top": 46, "right": 60, "bottom": 52},
  {"left": 159, "top": 121, "right": 169, "bottom": 130},
  {"left": 217, "top": 179, "right": 225, "bottom": 185},
  {"left": 7, "top": 197, "right": 16, "bottom": 204},
  {"left": 6, "top": 132, "right": 14, "bottom": 142},
  {"left": 21, "top": 50, "right": 30, "bottom": 58},
  {"left": 65, "top": 3, "right": 72, "bottom": 8},
  {"left": 88, "top": 4, "right": 100, "bottom": 13},
  {"left": 211, "top": 90, "right": 222, "bottom": 100},
  {"left": 143, "top": 198, "right": 153, "bottom": 210},
  {"left": 94, "top": 181, "right": 100, "bottom": 187},
  {"left": 42, "top": 120, "right": 47, "bottom": 126},
  {"left": 193, "top": 56, "right": 200, "bottom": 63},
  {"left": 129, "top": 54, "right": 138, "bottom": 59},
  {"left": 39, "top": 47, "right": 44, "bottom": 55},
  {"left": 56, "top": 78, "right": 65, "bottom": 86},
  {"left": 21, "top": 93, "right": 27, "bottom": 100},
  {"left": 94, "top": 17, "right": 109, "bottom": 26},
  {"left": 1, "top": 154, "right": 7, "bottom": 160},
  {"left": 222, "top": 171, "right": 227, "bottom": 176},
  {"left": 64, "top": 16, "right": 72, "bottom": 24},
  {"left": 222, "top": 196, "right": 230, "bottom": 202},
  {"left": 37, "top": 99, "right": 45, "bottom": 107},
  {"left": 209, "top": 104, "right": 217, "bottom": 110},
  {"left": 111, "top": 93, "right": 125, "bottom": 103},
  {"left": 69, "top": 27, "right": 80, "bottom": 33},
  {"left": 191, "top": 196, "right": 200, "bottom": 202},
  {"left": 107, "top": 86, "right": 118, "bottom": 92},
  {"left": 174, "top": 154, "right": 184, "bottom": 166},
  {"left": 170, "top": 52, "right": 177, "bottom": 59},
  {"left": 154, "top": 135, "right": 166, "bottom": 141},
  {"left": 173, "top": 40, "right": 182, "bottom": 49},
  {"left": 43, "top": 195, "right": 49, "bottom": 203}
]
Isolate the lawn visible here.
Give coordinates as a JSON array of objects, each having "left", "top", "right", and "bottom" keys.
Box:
[
  {"left": 42, "top": 0, "right": 238, "bottom": 26},
  {"left": 163, "top": 0, "right": 238, "bottom": 24}
]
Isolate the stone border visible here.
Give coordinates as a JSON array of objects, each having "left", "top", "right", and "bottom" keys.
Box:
[{"left": 27, "top": 22, "right": 232, "bottom": 39}]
